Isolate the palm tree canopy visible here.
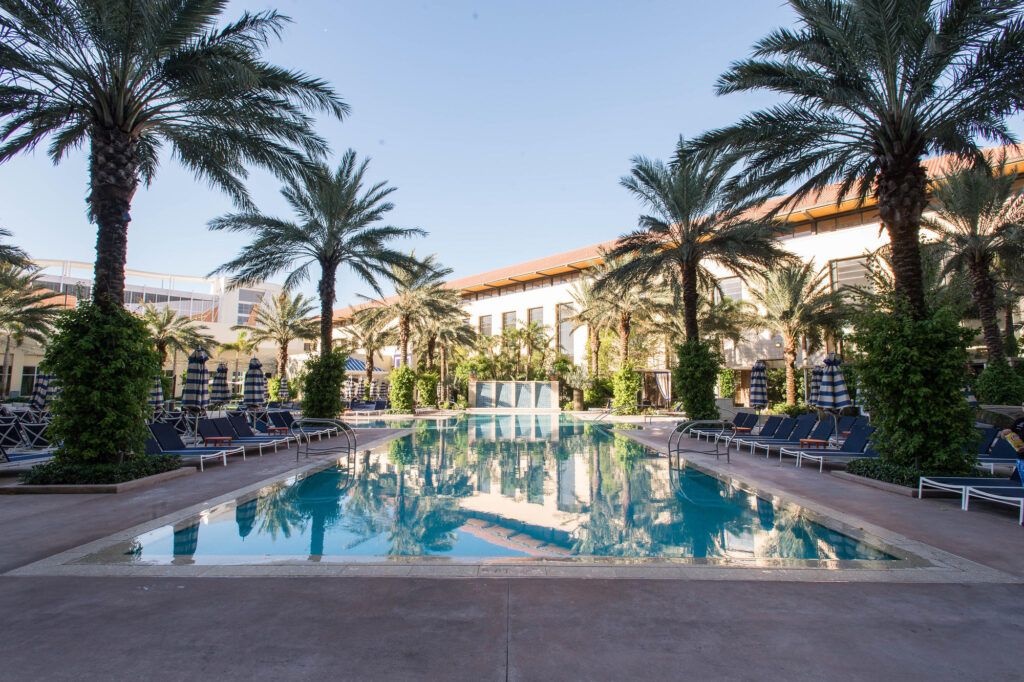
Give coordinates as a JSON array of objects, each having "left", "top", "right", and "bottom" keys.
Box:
[
  {"left": 140, "top": 303, "right": 215, "bottom": 360},
  {"left": 234, "top": 291, "right": 317, "bottom": 349},
  {"left": 218, "top": 330, "right": 258, "bottom": 359},
  {"left": 747, "top": 261, "right": 845, "bottom": 351},
  {"left": 0, "top": 0, "right": 347, "bottom": 207},
  {"left": 0, "top": 228, "right": 27, "bottom": 268},
  {"left": 0, "top": 264, "right": 61, "bottom": 346}
]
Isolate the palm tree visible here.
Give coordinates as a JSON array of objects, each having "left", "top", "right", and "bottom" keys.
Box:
[
  {"left": 0, "top": 1, "right": 347, "bottom": 308},
  {"left": 362, "top": 254, "right": 462, "bottom": 365},
  {"left": 218, "top": 331, "right": 258, "bottom": 392},
  {"left": 435, "top": 314, "right": 476, "bottom": 404},
  {"left": 0, "top": 228, "right": 27, "bottom": 268},
  {"left": 0, "top": 266, "right": 60, "bottom": 396},
  {"left": 747, "top": 262, "right": 845, "bottom": 404},
  {"left": 140, "top": 304, "right": 215, "bottom": 365},
  {"left": 519, "top": 321, "right": 550, "bottom": 380},
  {"left": 211, "top": 151, "right": 424, "bottom": 353},
  {"left": 342, "top": 310, "right": 390, "bottom": 391},
  {"left": 609, "top": 140, "right": 790, "bottom": 342},
  {"left": 695, "top": 0, "right": 1024, "bottom": 317},
  {"left": 569, "top": 275, "right": 613, "bottom": 376},
  {"left": 234, "top": 291, "right": 317, "bottom": 385},
  {"left": 923, "top": 157, "right": 1024, "bottom": 365}
]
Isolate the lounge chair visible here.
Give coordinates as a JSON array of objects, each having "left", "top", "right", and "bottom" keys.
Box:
[
  {"left": 795, "top": 426, "right": 877, "bottom": 471},
  {"left": 269, "top": 410, "right": 337, "bottom": 439},
  {"left": 0, "top": 421, "right": 24, "bottom": 450},
  {"left": 212, "top": 417, "right": 290, "bottom": 454},
  {"left": 0, "top": 445, "right": 52, "bottom": 463},
  {"left": 733, "top": 414, "right": 817, "bottom": 454},
  {"left": 147, "top": 422, "right": 242, "bottom": 471},
  {"left": 719, "top": 415, "right": 783, "bottom": 447},
  {"left": 758, "top": 418, "right": 835, "bottom": 460},
  {"left": 975, "top": 438, "right": 1020, "bottom": 473},
  {"left": 19, "top": 421, "right": 51, "bottom": 449},
  {"left": 964, "top": 484, "right": 1024, "bottom": 525},
  {"left": 694, "top": 412, "right": 757, "bottom": 442},
  {"left": 919, "top": 466, "right": 1021, "bottom": 508}
]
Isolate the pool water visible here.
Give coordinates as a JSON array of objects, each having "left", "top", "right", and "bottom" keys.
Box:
[{"left": 111, "top": 415, "right": 895, "bottom": 565}]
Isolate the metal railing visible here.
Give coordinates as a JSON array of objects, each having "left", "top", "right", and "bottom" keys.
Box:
[
  {"left": 291, "top": 418, "right": 357, "bottom": 460},
  {"left": 667, "top": 419, "right": 733, "bottom": 463}
]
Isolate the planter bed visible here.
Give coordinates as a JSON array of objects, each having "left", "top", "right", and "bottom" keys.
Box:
[
  {"left": 0, "top": 466, "right": 195, "bottom": 495},
  {"left": 831, "top": 470, "right": 917, "bottom": 497}
]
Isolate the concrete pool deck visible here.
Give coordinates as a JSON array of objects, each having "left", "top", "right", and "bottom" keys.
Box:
[{"left": 1, "top": 419, "right": 1023, "bottom": 679}]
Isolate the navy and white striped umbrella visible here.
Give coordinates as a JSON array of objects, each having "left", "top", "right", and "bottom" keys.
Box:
[
  {"left": 243, "top": 358, "right": 267, "bottom": 407},
  {"left": 964, "top": 384, "right": 979, "bottom": 408},
  {"left": 29, "top": 373, "right": 53, "bottom": 410},
  {"left": 148, "top": 375, "right": 164, "bottom": 412},
  {"left": 278, "top": 376, "right": 289, "bottom": 402},
  {"left": 817, "top": 353, "right": 852, "bottom": 411},
  {"left": 210, "top": 363, "right": 230, "bottom": 405},
  {"left": 808, "top": 367, "right": 823, "bottom": 407},
  {"left": 181, "top": 348, "right": 210, "bottom": 410},
  {"left": 749, "top": 360, "right": 768, "bottom": 409}
]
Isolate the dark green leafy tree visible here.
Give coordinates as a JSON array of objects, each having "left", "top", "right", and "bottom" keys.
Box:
[
  {"left": 923, "top": 156, "right": 1024, "bottom": 365},
  {"left": 696, "top": 0, "right": 1024, "bottom": 317},
  {"left": 610, "top": 139, "right": 791, "bottom": 341},
  {"left": 212, "top": 150, "right": 423, "bottom": 354},
  {"left": 0, "top": 0, "right": 347, "bottom": 308}
]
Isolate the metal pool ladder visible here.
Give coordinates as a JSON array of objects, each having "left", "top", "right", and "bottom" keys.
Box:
[
  {"left": 667, "top": 419, "right": 733, "bottom": 463},
  {"left": 290, "top": 418, "right": 357, "bottom": 460}
]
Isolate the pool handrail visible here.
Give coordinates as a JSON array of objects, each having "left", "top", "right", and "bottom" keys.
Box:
[
  {"left": 668, "top": 419, "right": 733, "bottom": 462},
  {"left": 290, "top": 417, "right": 356, "bottom": 460}
]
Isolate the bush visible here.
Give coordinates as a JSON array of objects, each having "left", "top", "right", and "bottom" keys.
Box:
[
  {"left": 974, "top": 362, "right": 1024, "bottom": 405},
  {"left": 767, "top": 403, "right": 813, "bottom": 418},
  {"left": 267, "top": 377, "right": 297, "bottom": 402},
  {"left": 851, "top": 303, "right": 976, "bottom": 473},
  {"left": 717, "top": 369, "right": 736, "bottom": 401},
  {"left": 300, "top": 349, "right": 348, "bottom": 418},
  {"left": 766, "top": 367, "right": 805, "bottom": 404},
  {"left": 416, "top": 371, "right": 440, "bottom": 408},
  {"left": 673, "top": 340, "right": 721, "bottom": 420},
  {"left": 20, "top": 454, "right": 181, "bottom": 485},
  {"left": 612, "top": 365, "right": 642, "bottom": 413},
  {"left": 845, "top": 458, "right": 994, "bottom": 488},
  {"left": 44, "top": 304, "right": 160, "bottom": 464},
  {"left": 159, "top": 374, "right": 174, "bottom": 402},
  {"left": 583, "top": 377, "right": 613, "bottom": 408},
  {"left": 390, "top": 366, "right": 417, "bottom": 412}
]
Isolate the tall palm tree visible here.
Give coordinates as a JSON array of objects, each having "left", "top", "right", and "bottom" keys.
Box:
[
  {"left": 609, "top": 140, "right": 790, "bottom": 341},
  {"left": 519, "top": 320, "right": 550, "bottom": 380},
  {"left": 0, "top": 1, "right": 347, "bottom": 308},
  {"left": 695, "top": 0, "right": 1024, "bottom": 317},
  {"left": 569, "top": 275, "right": 613, "bottom": 376},
  {"left": 747, "top": 262, "right": 845, "bottom": 404},
  {"left": 342, "top": 310, "right": 390, "bottom": 391},
  {"left": 234, "top": 291, "right": 317, "bottom": 384},
  {"left": 0, "top": 228, "right": 27, "bottom": 268},
  {"left": 140, "top": 304, "right": 215, "bottom": 365},
  {"left": 0, "top": 265, "right": 60, "bottom": 396},
  {"left": 591, "top": 254, "right": 664, "bottom": 365},
  {"left": 362, "top": 254, "right": 462, "bottom": 365},
  {"left": 211, "top": 151, "right": 424, "bottom": 353},
  {"left": 923, "top": 157, "right": 1024, "bottom": 365},
  {"left": 435, "top": 314, "right": 476, "bottom": 404},
  {"left": 218, "top": 331, "right": 258, "bottom": 391}
]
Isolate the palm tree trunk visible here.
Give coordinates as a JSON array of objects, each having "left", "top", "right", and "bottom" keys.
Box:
[
  {"left": 317, "top": 269, "right": 336, "bottom": 355},
  {"left": 426, "top": 335, "right": 436, "bottom": 370},
  {"left": 277, "top": 342, "right": 289, "bottom": 391},
  {"left": 399, "top": 317, "right": 411, "bottom": 367},
  {"left": 171, "top": 352, "right": 179, "bottom": 397},
  {"left": 783, "top": 334, "right": 797, "bottom": 404},
  {"left": 590, "top": 327, "right": 600, "bottom": 377},
  {"left": 439, "top": 345, "right": 448, "bottom": 404},
  {"left": 680, "top": 263, "right": 699, "bottom": 341},
  {"left": 1, "top": 334, "right": 11, "bottom": 398},
  {"left": 89, "top": 126, "right": 139, "bottom": 309},
  {"left": 618, "top": 313, "right": 631, "bottom": 365},
  {"left": 969, "top": 262, "right": 1004, "bottom": 365},
  {"left": 365, "top": 349, "right": 375, "bottom": 395},
  {"left": 876, "top": 152, "right": 928, "bottom": 317},
  {"left": 1005, "top": 302, "right": 1018, "bottom": 358}
]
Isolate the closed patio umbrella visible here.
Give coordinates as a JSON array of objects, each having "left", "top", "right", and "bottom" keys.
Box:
[
  {"left": 29, "top": 373, "right": 53, "bottom": 411},
  {"left": 749, "top": 360, "right": 768, "bottom": 411},
  {"left": 148, "top": 375, "right": 164, "bottom": 414},
  {"left": 210, "top": 363, "right": 230, "bottom": 406},
  {"left": 817, "top": 353, "right": 852, "bottom": 412},
  {"left": 180, "top": 348, "right": 210, "bottom": 411},
  {"left": 243, "top": 357, "right": 267, "bottom": 408},
  {"left": 278, "top": 377, "right": 290, "bottom": 402},
  {"left": 808, "top": 367, "right": 823, "bottom": 407}
]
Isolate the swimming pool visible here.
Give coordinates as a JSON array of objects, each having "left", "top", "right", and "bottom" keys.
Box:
[{"left": 94, "top": 415, "right": 896, "bottom": 565}]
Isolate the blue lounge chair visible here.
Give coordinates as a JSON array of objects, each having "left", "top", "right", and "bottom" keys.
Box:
[
  {"left": 795, "top": 426, "right": 877, "bottom": 471},
  {"left": 692, "top": 412, "right": 756, "bottom": 442},
  {"left": 759, "top": 418, "right": 835, "bottom": 459},
  {"left": 268, "top": 410, "right": 337, "bottom": 440},
  {"left": 976, "top": 438, "right": 1020, "bottom": 473},
  {"left": 213, "top": 417, "right": 291, "bottom": 453},
  {"left": 964, "top": 483, "right": 1024, "bottom": 525},
  {"left": 148, "top": 422, "right": 242, "bottom": 470},
  {"left": 719, "top": 415, "right": 783, "bottom": 447},
  {"left": 734, "top": 414, "right": 817, "bottom": 454},
  {"left": 919, "top": 466, "right": 1020, "bottom": 508}
]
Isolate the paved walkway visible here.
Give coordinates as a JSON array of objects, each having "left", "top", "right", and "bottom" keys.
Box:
[{"left": 2, "top": 423, "right": 1023, "bottom": 680}]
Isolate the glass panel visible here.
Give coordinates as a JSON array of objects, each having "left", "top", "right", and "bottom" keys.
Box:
[
  {"left": 528, "top": 307, "right": 543, "bottom": 324},
  {"left": 535, "top": 382, "right": 553, "bottom": 408},
  {"left": 557, "top": 304, "right": 575, "bottom": 360},
  {"left": 716, "top": 277, "right": 743, "bottom": 302},
  {"left": 515, "top": 382, "right": 532, "bottom": 408},
  {"left": 829, "top": 257, "right": 870, "bottom": 291},
  {"left": 502, "top": 311, "right": 516, "bottom": 330},
  {"left": 20, "top": 366, "right": 37, "bottom": 396},
  {"left": 475, "top": 381, "right": 493, "bottom": 408},
  {"left": 495, "top": 381, "right": 513, "bottom": 408},
  {"left": 479, "top": 315, "right": 492, "bottom": 336}
]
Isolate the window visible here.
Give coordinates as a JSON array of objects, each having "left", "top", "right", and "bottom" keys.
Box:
[
  {"left": 238, "top": 289, "right": 265, "bottom": 303},
  {"left": 557, "top": 304, "right": 575, "bottom": 360},
  {"left": 479, "top": 315, "right": 492, "bottom": 336},
  {"left": 20, "top": 366, "right": 37, "bottom": 397},
  {"left": 502, "top": 311, "right": 516, "bottom": 330},
  {"left": 829, "top": 257, "right": 870, "bottom": 292},
  {"left": 528, "top": 307, "right": 543, "bottom": 325},
  {"left": 716, "top": 277, "right": 743, "bottom": 303}
]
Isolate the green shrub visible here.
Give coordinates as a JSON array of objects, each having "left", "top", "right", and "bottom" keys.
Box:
[
  {"left": 416, "top": 371, "right": 440, "bottom": 408},
  {"left": 1004, "top": 332, "right": 1019, "bottom": 360},
  {"left": 159, "top": 375, "right": 174, "bottom": 403},
  {"left": 561, "top": 399, "right": 574, "bottom": 411},
  {"left": 300, "top": 349, "right": 348, "bottom": 418},
  {"left": 850, "top": 303, "right": 976, "bottom": 473},
  {"left": 717, "top": 369, "right": 736, "bottom": 401},
  {"left": 612, "top": 365, "right": 642, "bottom": 413},
  {"left": 583, "top": 377, "right": 613, "bottom": 408},
  {"left": 44, "top": 304, "right": 160, "bottom": 464},
  {"left": 673, "top": 340, "right": 721, "bottom": 420},
  {"left": 767, "top": 403, "right": 812, "bottom": 418},
  {"left": 845, "top": 458, "right": 994, "bottom": 488},
  {"left": 974, "top": 361, "right": 1024, "bottom": 405},
  {"left": 390, "top": 366, "right": 417, "bottom": 412},
  {"left": 20, "top": 454, "right": 181, "bottom": 485}
]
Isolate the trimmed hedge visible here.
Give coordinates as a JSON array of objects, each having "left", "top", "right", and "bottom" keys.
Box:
[
  {"left": 20, "top": 454, "right": 181, "bottom": 485},
  {"left": 390, "top": 366, "right": 416, "bottom": 412},
  {"left": 845, "top": 458, "right": 993, "bottom": 488}
]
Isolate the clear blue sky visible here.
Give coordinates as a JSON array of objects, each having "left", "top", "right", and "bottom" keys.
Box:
[{"left": 2, "top": 1, "right": 1021, "bottom": 305}]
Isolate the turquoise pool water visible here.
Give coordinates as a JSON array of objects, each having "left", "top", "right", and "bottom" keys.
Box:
[{"left": 110, "top": 415, "right": 895, "bottom": 565}]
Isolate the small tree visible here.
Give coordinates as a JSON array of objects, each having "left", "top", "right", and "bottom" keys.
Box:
[
  {"left": 673, "top": 340, "right": 721, "bottom": 420},
  {"left": 611, "top": 365, "right": 642, "bottom": 414},
  {"left": 300, "top": 349, "right": 347, "bottom": 419},
  {"left": 390, "top": 366, "right": 417, "bottom": 412}
]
